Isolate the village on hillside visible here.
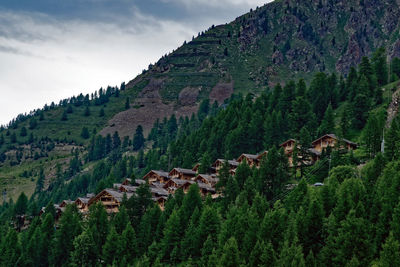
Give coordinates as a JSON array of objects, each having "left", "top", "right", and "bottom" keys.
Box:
[{"left": 44, "top": 134, "right": 357, "bottom": 219}]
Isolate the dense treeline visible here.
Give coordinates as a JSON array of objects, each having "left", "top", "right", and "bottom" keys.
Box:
[{"left": 0, "top": 49, "right": 398, "bottom": 266}]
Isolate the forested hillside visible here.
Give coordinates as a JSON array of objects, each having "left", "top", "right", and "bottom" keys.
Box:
[{"left": 1, "top": 47, "right": 400, "bottom": 266}]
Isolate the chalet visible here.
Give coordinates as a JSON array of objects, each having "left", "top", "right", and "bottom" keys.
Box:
[
  {"left": 119, "top": 185, "right": 138, "bottom": 193},
  {"left": 39, "top": 204, "right": 63, "bottom": 220},
  {"left": 280, "top": 139, "right": 298, "bottom": 155},
  {"left": 192, "top": 163, "right": 200, "bottom": 172},
  {"left": 312, "top": 134, "right": 357, "bottom": 153},
  {"left": 134, "top": 179, "right": 146, "bottom": 185},
  {"left": 150, "top": 187, "right": 169, "bottom": 197},
  {"left": 113, "top": 183, "right": 122, "bottom": 189},
  {"left": 153, "top": 196, "right": 168, "bottom": 210},
  {"left": 163, "top": 178, "right": 195, "bottom": 194},
  {"left": 237, "top": 153, "right": 259, "bottom": 167},
  {"left": 143, "top": 170, "right": 170, "bottom": 184},
  {"left": 59, "top": 200, "right": 73, "bottom": 208},
  {"left": 197, "top": 182, "right": 216, "bottom": 197},
  {"left": 212, "top": 159, "right": 239, "bottom": 174},
  {"left": 122, "top": 178, "right": 132, "bottom": 185},
  {"left": 88, "top": 189, "right": 133, "bottom": 213},
  {"left": 75, "top": 197, "right": 91, "bottom": 213},
  {"left": 195, "top": 174, "right": 219, "bottom": 186},
  {"left": 168, "top": 168, "right": 197, "bottom": 181}
]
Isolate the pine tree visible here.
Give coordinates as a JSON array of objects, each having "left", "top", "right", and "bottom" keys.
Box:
[
  {"left": 84, "top": 106, "right": 91, "bottom": 116},
  {"left": 318, "top": 103, "right": 335, "bottom": 136},
  {"left": 219, "top": 237, "right": 240, "bottom": 267},
  {"left": 80, "top": 127, "right": 90, "bottom": 139},
  {"left": 71, "top": 227, "right": 98, "bottom": 267},
  {"left": 133, "top": 125, "right": 145, "bottom": 151},
  {"left": 102, "top": 226, "right": 122, "bottom": 265},
  {"left": 378, "top": 232, "right": 400, "bottom": 267},
  {"left": 125, "top": 97, "right": 130, "bottom": 110}
]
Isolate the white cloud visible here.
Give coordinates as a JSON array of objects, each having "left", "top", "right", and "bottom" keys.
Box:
[{"left": 0, "top": 9, "right": 197, "bottom": 125}]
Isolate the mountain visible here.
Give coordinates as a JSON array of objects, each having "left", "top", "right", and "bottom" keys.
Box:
[{"left": 1, "top": 0, "right": 400, "bottom": 199}]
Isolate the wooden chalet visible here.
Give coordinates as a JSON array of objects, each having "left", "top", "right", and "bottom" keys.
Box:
[
  {"left": 280, "top": 139, "right": 298, "bottom": 155},
  {"left": 197, "top": 182, "right": 216, "bottom": 197},
  {"left": 312, "top": 134, "right": 357, "bottom": 153},
  {"left": 75, "top": 197, "right": 91, "bottom": 213},
  {"left": 39, "top": 204, "right": 63, "bottom": 220},
  {"left": 195, "top": 174, "right": 219, "bottom": 187},
  {"left": 134, "top": 179, "right": 146, "bottom": 185},
  {"left": 59, "top": 200, "right": 73, "bottom": 208},
  {"left": 88, "top": 189, "right": 133, "bottom": 213},
  {"left": 163, "top": 178, "right": 195, "bottom": 194},
  {"left": 212, "top": 159, "right": 239, "bottom": 174},
  {"left": 119, "top": 185, "right": 138, "bottom": 193},
  {"left": 122, "top": 178, "right": 131, "bottom": 185},
  {"left": 237, "top": 153, "right": 259, "bottom": 167},
  {"left": 168, "top": 168, "right": 197, "bottom": 181},
  {"left": 143, "top": 170, "right": 170, "bottom": 184},
  {"left": 152, "top": 196, "right": 168, "bottom": 211},
  {"left": 192, "top": 163, "right": 200, "bottom": 172},
  {"left": 150, "top": 187, "right": 169, "bottom": 197}
]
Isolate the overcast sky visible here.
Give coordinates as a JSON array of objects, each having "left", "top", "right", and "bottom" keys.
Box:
[{"left": 0, "top": 0, "right": 270, "bottom": 125}]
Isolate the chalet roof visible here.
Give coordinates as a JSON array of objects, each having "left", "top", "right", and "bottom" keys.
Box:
[
  {"left": 150, "top": 186, "right": 169, "bottom": 196},
  {"left": 76, "top": 197, "right": 90, "bottom": 204},
  {"left": 280, "top": 139, "right": 297, "bottom": 147},
  {"left": 169, "top": 168, "right": 197, "bottom": 176},
  {"left": 192, "top": 163, "right": 200, "bottom": 171},
  {"left": 144, "top": 170, "right": 170, "bottom": 179},
  {"left": 120, "top": 185, "right": 138, "bottom": 193},
  {"left": 237, "top": 153, "right": 259, "bottom": 161},
  {"left": 257, "top": 151, "right": 268, "bottom": 160},
  {"left": 88, "top": 189, "right": 133, "bottom": 205},
  {"left": 60, "top": 200, "right": 73, "bottom": 207},
  {"left": 308, "top": 148, "right": 322, "bottom": 156},
  {"left": 196, "top": 174, "right": 219, "bottom": 184},
  {"left": 86, "top": 193, "right": 95, "bottom": 198},
  {"left": 213, "top": 159, "right": 239, "bottom": 167},
  {"left": 134, "top": 179, "right": 146, "bottom": 185},
  {"left": 171, "top": 178, "right": 195, "bottom": 186},
  {"left": 312, "top": 134, "right": 357, "bottom": 146},
  {"left": 152, "top": 196, "right": 168, "bottom": 202},
  {"left": 122, "top": 178, "right": 132, "bottom": 184},
  {"left": 197, "top": 182, "right": 216, "bottom": 192},
  {"left": 113, "top": 183, "right": 122, "bottom": 189}
]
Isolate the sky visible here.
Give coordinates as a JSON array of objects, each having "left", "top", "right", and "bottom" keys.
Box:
[{"left": 0, "top": 0, "right": 269, "bottom": 126}]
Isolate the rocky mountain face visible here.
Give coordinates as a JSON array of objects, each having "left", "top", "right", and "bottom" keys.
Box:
[{"left": 101, "top": 0, "right": 400, "bottom": 136}]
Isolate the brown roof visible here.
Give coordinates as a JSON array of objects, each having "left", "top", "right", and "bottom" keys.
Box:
[
  {"left": 169, "top": 168, "right": 197, "bottom": 176},
  {"left": 75, "top": 197, "right": 90, "bottom": 205},
  {"left": 120, "top": 185, "right": 138, "bottom": 193},
  {"left": 280, "top": 139, "right": 297, "bottom": 147},
  {"left": 143, "top": 170, "right": 170, "bottom": 180},
  {"left": 88, "top": 189, "right": 133, "bottom": 206},
  {"left": 213, "top": 159, "right": 239, "bottom": 167},
  {"left": 134, "top": 179, "right": 147, "bottom": 185},
  {"left": 237, "top": 153, "right": 259, "bottom": 161},
  {"left": 196, "top": 174, "right": 219, "bottom": 184},
  {"left": 197, "top": 182, "right": 216, "bottom": 192},
  {"left": 312, "top": 134, "right": 357, "bottom": 146},
  {"left": 150, "top": 186, "right": 169, "bottom": 196}
]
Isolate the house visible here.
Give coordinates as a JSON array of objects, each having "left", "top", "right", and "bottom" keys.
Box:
[
  {"left": 150, "top": 186, "right": 170, "bottom": 197},
  {"left": 312, "top": 134, "right": 357, "bottom": 153},
  {"left": 212, "top": 159, "right": 239, "bottom": 174},
  {"left": 88, "top": 189, "right": 133, "bottom": 213},
  {"left": 153, "top": 196, "right": 168, "bottom": 211},
  {"left": 168, "top": 168, "right": 197, "bottom": 181},
  {"left": 142, "top": 170, "right": 170, "bottom": 184},
  {"left": 119, "top": 185, "right": 138, "bottom": 193},
  {"left": 195, "top": 174, "right": 219, "bottom": 186},
  {"left": 280, "top": 139, "right": 298, "bottom": 155},
  {"left": 197, "top": 182, "right": 216, "bottom": 197},
  {"left": 192, "top": 163, "right": 200, "bottom": 172},
  {"left": 163, "top": 178, "right": 195, "bottom": 194},
  {"left": 59, "top": 200, "right": 73, "bottom": 208},
  {"left": 237, "top": 153, "right": 259, "bottom": 167},
  {"left": 75, "top": 197, "right": 91, "bottom": 213},
  {"left": 122, "top": 178, "right": 132, "bottom": 185},
  {"left": 134, "top": 179, "right": 147, "bottom": 185}
]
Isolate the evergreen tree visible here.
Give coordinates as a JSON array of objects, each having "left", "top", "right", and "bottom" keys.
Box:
[
  {"left": 318, "top": 103, "right": 335, "bottom": 136},
  {"left": 81, "top": 126, "right": 90, "bottom": 139},
  {"left": 71, "top": 227, "right": 98, "bottom": 267},
  {"left": 102, "top": 226, "right": 122, "bottom": 265},
  {"left": 133, "top": 125, "right": 145, "bottom": 151},
  {"left": 219, "top": 237, "right": 240, "bottom": 267},
  {"left": 125, "top": 97, "right": 130, "bottom": 110}
]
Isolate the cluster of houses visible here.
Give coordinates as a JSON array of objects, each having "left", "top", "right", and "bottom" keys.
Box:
[{"left": 44, "top": 134, "right": 357, "bottom": 217}]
